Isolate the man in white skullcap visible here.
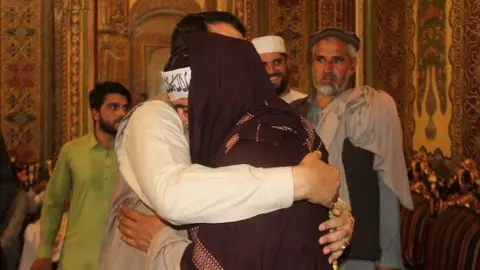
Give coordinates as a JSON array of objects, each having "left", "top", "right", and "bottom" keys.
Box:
[{"left": 252, "top": 35, "right": 307, "bottom": 103}]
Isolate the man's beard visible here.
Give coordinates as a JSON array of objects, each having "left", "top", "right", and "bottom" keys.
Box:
[
  {"left": 316, "top": 84, "right": 344, "bottom": 97},
  {"left": 314, "top": 73, "right": 349, "bottom": 97},
  {"left": 99, "top": 117, "right": 118, "bottom": 136},
  {"left": 271, "top": 73, "right": 289, "bottom": 96}
]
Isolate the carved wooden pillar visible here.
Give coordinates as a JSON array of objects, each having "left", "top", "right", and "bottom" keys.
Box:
[{"left": 52, "top": 0, "right": 93, "bottom": 145}]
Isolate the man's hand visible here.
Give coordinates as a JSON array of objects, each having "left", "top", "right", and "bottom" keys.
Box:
[
  {"left": 318, "top": 203, "right": 354, "bottom": 263},
  {"left": 118, "top": 205, "right": 166, "bottom": 252},
  {"left": 31, "top": 258, "right": 53, "bottom": 270},
  {"left": 292, "top": 151, "right": 340, "bottom": 208}
]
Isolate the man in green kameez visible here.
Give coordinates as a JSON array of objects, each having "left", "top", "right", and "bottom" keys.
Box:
[{"left": 32, "top": 82, "right": 132, "bottom": 270}]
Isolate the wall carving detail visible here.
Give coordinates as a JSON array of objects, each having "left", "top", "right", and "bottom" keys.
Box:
[
  {"left": 449, "top": 0, "right": 480, "bottom": 164},
  {"left": 416, "top": 0, "right": 448, "bottom": 141},
  {"left": 316, "top": 0, "right": 355, "bottom": 32},
  {"left": 1, "top": 0, "right": 43, "bottom": 161},
  {"left": 267, "top": 0, "right": 309, "bottom": 92},
  {"left": 371, "top": 0, "right": 416, "bottom": 159},
  {"left": 232, "top": 0, "right": 259, "bottom": 40}
]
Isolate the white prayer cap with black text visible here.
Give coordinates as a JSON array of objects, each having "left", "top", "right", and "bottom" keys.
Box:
[{"left": 161, "top": 67, "right": 191, "bottom": 101}]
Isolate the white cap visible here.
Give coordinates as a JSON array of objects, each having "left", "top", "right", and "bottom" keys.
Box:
[
  {"left": 161, "top": 67, "right": 191, "bottom": 101},
  {"left": 251, "top": 35, "right": 287, "bottom": 55}
]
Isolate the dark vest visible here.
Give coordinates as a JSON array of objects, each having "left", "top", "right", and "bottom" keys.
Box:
[
  {"left": 292, "top": 98, "right": 381, "bottom": 261},
  {"left": 341, "top": 139, "right": 381, "bottom": 261}
]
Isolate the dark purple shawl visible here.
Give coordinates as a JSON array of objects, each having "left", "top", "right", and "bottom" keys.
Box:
[{"left": 183, "top": 32, "right": 330, "bottom": 270}]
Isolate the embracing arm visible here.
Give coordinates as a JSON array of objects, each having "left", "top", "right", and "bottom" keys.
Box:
[{"left": 119, "top": 101, "right": 295, "bottom": 225}]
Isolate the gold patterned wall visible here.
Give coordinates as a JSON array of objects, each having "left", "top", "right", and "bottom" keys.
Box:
[
  {"left": 0, "top": 0, "right": 46, "bottom": 162},
  {"left": 448, "top": 0, "right": 480, "bottom": 164},
  {"left": 0, "top": 0, "right": 358, "bottom": 161},
  {"left": 370, "top": 0, "right": 480, "bottom": 166},
  {"left": 0, "top": 0, "right": 205, "bottom": 159},
  {"left": 412, "top": 0, "right": 453, "bottom": 158},
  {"left": 1, "top": 0, "right": 208, "bottom": 160},
  {"left": 4, "top": 0, "right": 478, "bottom": 169}
]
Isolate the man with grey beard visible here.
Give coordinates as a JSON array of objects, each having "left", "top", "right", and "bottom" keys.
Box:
[{"left": 293, "top": 28, "right": 413, "bottom": 270}]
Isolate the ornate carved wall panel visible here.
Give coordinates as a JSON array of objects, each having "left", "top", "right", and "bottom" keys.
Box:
[
  {"left": 231, "top": 0, "right": 259, "bottom": 40},
  {"left": 412, "top": 0, "right": 453, "bottom": 159},
  {"left": 98, "top": 0, "right": 129, "bottom": 32},
  {"left": 129, "top": 0, "right": 201, "bottom": 99},
  {"left": 449, "top": 0, "right": 480, "bottom": 164},
  {"left": 371, "top": 0, "right": 415, "bottom": 159},
  {"left": 315, "top": 0, "right": 355, "bottom": 32},
  {"left": 52, "top": 0, "right": 92, "bottom": 149},
  {"left": 97, "top": 35, "right": 130, "bottom": 88},
  {"left": 0, "top": 0, "right": 44, "bottom": 161},
  {"left": 52, "top": 0, "right": 66, "bottom": 156},
  {"left": 266, "top": 0, "right": 312, "bottom": 94},
  {"left": 96, "top": 0, "right": 130, "bottom": 88}
]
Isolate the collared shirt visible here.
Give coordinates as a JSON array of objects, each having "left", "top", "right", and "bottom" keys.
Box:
[
  {"left": 280, "top": 88, "right": 307, "bottom": 104},
  {"left": 37, "top": 133, "right": 117, "bottom": 270},
  {"left": 116, "top": 99, "right": 294, "bottom": 225}
]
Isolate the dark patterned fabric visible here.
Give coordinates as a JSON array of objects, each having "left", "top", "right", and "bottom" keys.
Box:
[
  {"left": 400, "top": 193, "right": 433, "bottom": 267},
  {"left": 182, "top": 119, "right": 331, "bottom": 270},
  {"left": 424, "top": 207, "right": 480, "bottom": 270},
  {"left": 401, "top": 192, "right": 480, "bottom": 270}
]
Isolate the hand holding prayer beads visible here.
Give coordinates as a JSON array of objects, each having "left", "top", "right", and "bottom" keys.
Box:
[{"left": 321, "top": 199, "right": 354, "bottom": 268}]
